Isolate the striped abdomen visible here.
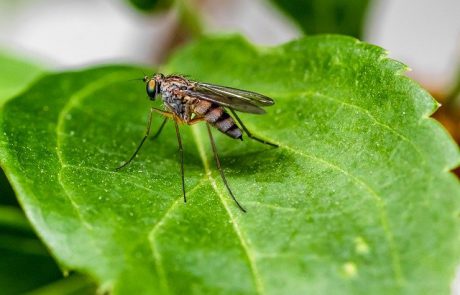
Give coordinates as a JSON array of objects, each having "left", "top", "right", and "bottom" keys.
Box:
[{"left": 193, "top": 100, "right": 242, "bottom": 139}]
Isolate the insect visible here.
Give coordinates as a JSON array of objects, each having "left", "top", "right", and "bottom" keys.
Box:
[{"left": 115, "top": 73, "right": 278, "bottom": 212}]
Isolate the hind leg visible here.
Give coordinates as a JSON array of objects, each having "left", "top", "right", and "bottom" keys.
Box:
[{"left": 229, "top": 109, "right": 278, "bottom": 147}]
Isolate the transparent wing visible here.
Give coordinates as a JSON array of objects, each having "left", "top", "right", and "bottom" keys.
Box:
[
  {"left": 185, "top": 88, "right": 266, "bottom": 114},
  {"left": 184, "top": 82, "right": 274, "bottom": 114},
  {"left": 196, "top": 82, "right": 274, "bottom": 106}
]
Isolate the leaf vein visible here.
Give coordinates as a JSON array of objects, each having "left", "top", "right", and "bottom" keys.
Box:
[
  {"left": 314, "top": 92, "right": 423, "bottom": 161},
  {"left": 56, "top": 74, "right": 131, "bottom": 230},
  {"left": 234, "top": 119, "right": 405, "bottom": 284},
  {"left": 270, "top": 90, "right": 424, "bottom": 163},
  {"left": 280, "top": 143, "right": 405, "bottom": 284},
  {"left": 245, "top": 201, "right": 298, "bottom": 212},
  {"left": 62, "top": 164, "right": 160, "bottom": 195},
  {"left": 52, "top": 74, "right": 135, "bottom": 282},
  {"left": 191, "top": 125, "right": 266, "bottom": 295},
  {"left": 147, "top": 179, "right": 206, "bottom": 295},
  {"left": 54, "top": 74, "right": 126, "bottom": 231}
]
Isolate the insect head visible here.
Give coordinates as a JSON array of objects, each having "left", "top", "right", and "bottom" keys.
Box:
[{"left": 144, "top": 74, "right": 164, "bottom": 100}]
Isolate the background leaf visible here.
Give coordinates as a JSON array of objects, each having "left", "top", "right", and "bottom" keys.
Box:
[
  {"left": 1, "top": 35, "right": 459, "bottom": 294},
  {"left": 0, "top": 210, "right": 66, "bottom": 295},
  {"left": 269, "top": 0, "right": 371, "bottom": 38},
  {"left": 126, "top": 0, "right": 172, "bottom": 12},
  {"left": 0, "top": 51, "right": 44, "bottom": 107},
  {"left": 0, "top": 205, "right": 96, "bottom": 294}
]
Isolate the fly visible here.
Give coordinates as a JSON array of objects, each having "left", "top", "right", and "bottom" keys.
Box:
[{"left": 115, "top": 73, "right": 278, "bottom": 212}]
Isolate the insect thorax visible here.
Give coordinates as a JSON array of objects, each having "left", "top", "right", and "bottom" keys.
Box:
[{"left": 160, "top": 78, "right": 194, "bottom": 121}]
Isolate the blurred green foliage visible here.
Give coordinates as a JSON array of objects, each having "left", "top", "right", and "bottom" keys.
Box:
[
  {"left": 127, "top": 0, "right": 172, "bottom": 12},
  {"left": 0, "top": 220, "right": 62, "bottom": 294},
  {"left": 127, "top": 0, "right": 372, "bottom": 38},
  {"left": 268, "top": 0, "right": 371, "bottom": 38},
  {"left": 0, "top": 169, "right": 17, "bottom": 206}
]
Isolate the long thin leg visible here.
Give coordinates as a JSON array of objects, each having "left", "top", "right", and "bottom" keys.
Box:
[
  {"left": 174, "top": 120, "right": 186, "bottom": 203},
  {"left": 151, "top": 107, "right": 175, "bottom": 118},
  {"left": 186, "top": 117, "right": 205, "bottom": 125},
  {"left": 115, "top": 108, "right": 171, "bottom": 171},
  {"left": 151, "top": 117, "right": 168, "bottom": 140},
  {"left": 229, "top": 109, "right": 278, "bottom": 148},
  {"left": 206, "top": 123, "right": 246, "bottom": 213}
]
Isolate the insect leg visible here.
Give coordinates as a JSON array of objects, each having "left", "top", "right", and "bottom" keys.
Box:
[
  {"left": 206, "top": 123, "right": 247, "bottom": 213},
  {"left": 174, "top": 120, "right": 186, "bottom": 203},
  {"left": 186, "top": 117, "right": 205, "bottom": 125},
  {"left": 115, "top": 108, "right": 171, "bottom": 171},
  {"left": 151, "top": 107, "right": 175, "bottom": 118},
  {"left": 150, "top": 117, "right": 168, "bottom": 140},
  {"left": 229, "top": 109, "right": 278, "bottom": 148}
]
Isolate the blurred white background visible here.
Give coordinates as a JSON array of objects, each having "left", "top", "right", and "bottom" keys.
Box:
[{"left": 0, "top": 0, "right": 459, "bottom": 94}]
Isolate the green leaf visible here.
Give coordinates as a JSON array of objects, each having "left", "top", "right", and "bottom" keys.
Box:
[
  {"left": 0, "top": 205, "right": 68, "bottom": 294},
  {"left": 0, "top": 205, "right": 32, "bottom": 231},
  {"left": 269, "top": 0, "right": 371, "bottom": 38},
  {"left": 0, "top": 51, "right": 44, "bottom": 206},
  {"left": 127, "top": 0, "right": 160, "bottom": 11},
  {"left": 0, "top": 51, "right": 44, "bottom": 107},
  {"left": 0, "top": 230, "right": 62, "bottom": 294},
  {"left": 0, "top": 169, "right": 18, "bottom": 206},
  {"left": 0, "top": 242, "right": 94, "bottom": 295},
  {"left": 126, "top": 0, "right": 172, "bottom": 12},
  {"left": 24, "top": 275, "right": 96, "bottom": 295},
  {"left": 446, "top": 65, "right": 460, "bottom": 113},
  {"left": 0, "top": 207, "right": 96, "bottom": 294},
  {"left": 1, "top": 35, "right": 459, "bottom": 294}
]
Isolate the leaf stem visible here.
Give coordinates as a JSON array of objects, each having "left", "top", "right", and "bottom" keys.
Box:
[{"left": 173, "top": 0, "right": 204, "bottom": 38}]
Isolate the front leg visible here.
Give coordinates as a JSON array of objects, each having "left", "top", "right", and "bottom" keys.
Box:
[
  {"left": 115, "top": 107, "right": 173, "bottom": 171},
  {"left": 173, "top": 119, "right": 186, "bottom": 203},
  {"left": 151, "top": 107, "right": 174, "bottom": 119},
  {"left": 186, "top": 117, "right": 205, "bottom": 125}
]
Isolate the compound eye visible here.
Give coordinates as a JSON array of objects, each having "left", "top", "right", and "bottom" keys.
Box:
[{"left": 146, "top": 79, "right": 156, "bottom": 99}]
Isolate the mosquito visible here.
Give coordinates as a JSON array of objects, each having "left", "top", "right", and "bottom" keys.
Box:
[{"left": 115, "top": 73, "right": 278, "bottom": 212}]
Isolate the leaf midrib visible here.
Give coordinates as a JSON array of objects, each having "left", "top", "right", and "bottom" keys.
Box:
[
  {"left": 191, "top": 125, "right": 266, "bottom": 295},
  {"left": 148, "top": 179, "right": 207, "bottom": 295}
]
